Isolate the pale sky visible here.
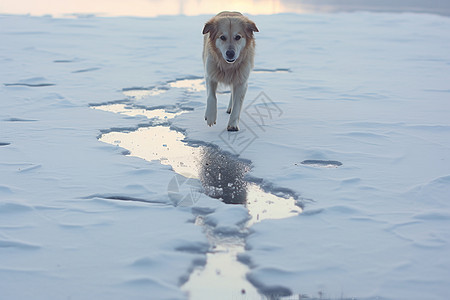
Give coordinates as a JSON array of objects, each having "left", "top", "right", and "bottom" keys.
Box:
[
  {"left": 0, "top": 0, "right": 290, "bottom": 17},
  {"left": 0, "top": 0, "right": 447, "bottom": 17}
]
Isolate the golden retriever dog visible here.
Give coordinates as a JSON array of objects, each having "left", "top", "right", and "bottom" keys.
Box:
[{"left": 202, "top": 12, "right": 259, "bottom": 131}]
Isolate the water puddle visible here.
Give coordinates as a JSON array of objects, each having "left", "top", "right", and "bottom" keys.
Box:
[
  {"left": 122, "top": 87, "right": 167, "bottom": 99},
  {"left": 300, "top": 160, "right": 342, "bottom": 168},
  {"left": 4, "top": 83, "right": 55, "bottom": 87},
  {"left": 100, "top": 125, "right": 198, "bottom": 177},
  {"left": 92, "top": 79, "right": 301, "bottom": 298},
  {"left": 92, "top": 103, "right": 185, "bottom": 121},
  {"left": 122, "top": 77, "right": 205, "bottom": 100},
  {"left": 253, "top": 68, "right": 291, "bottom": 74},
  {"left": 168, "top": 78, "right": 205, "bottom": 92},
  {"left": 184, "top": 214, "right": 259, "bottom": 299},
  {"left": 96, "top": 104, "right": 300, "bottom": 223}
]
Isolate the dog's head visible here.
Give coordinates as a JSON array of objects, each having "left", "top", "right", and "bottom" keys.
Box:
[{"left": 203, "top": 12, "right": 259, "bottom": 64}]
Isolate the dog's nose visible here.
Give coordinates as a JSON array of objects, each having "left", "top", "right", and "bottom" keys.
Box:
[{"left": 226, "top": 50, "right": 235, "bottom": 59}]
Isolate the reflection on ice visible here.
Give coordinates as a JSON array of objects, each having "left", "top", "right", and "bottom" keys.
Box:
[
  {"left": 198, "top": 147, "right": 250, "bottom": 205},
  {"left": 246, "top": 185, "right": 301, "bottom": 226},
  {"left": 253, "top": 68, "right": 291, "bottom": 74},
  {"left": 98, "top": 112, "right": 301, "bottom": 224},
  {"left": 183, "top": 216, "right": 260, "bottom": 299},
  {"left": 122, "top": 88, "right": 167, "bottom": 99},
  {"left": 100, "top": 126, "right": 199, "bottom": 177},
  {"left": 94, "top": 102, "right": 301, "bottom": 298},
  {"left": 301, "top": 159, "right": 342, "bottom": 168},
  {"left": 121, "top": 78, "right": 205, "bottom": 100},
  {"left": 92, "top": 103, "right": 185, "bottom": 120},
  {"left": 168, "top": 78, "right": 205, "bottom": 92}
]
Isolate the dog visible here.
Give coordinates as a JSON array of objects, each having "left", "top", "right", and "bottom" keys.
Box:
[{"left": 202, "top": 12, "right": 259, "bottom": 131}]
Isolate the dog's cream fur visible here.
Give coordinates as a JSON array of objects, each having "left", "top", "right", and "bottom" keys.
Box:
[{"left": 202, "top": 12, "right": 259, "bottom": 131}]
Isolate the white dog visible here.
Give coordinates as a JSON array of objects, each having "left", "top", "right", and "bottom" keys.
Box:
[{"left": 202, "top": 11, "right": 259, "bottom": 131}]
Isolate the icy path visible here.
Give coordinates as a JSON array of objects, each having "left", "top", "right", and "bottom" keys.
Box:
[
  {"left": 1, "top": 12, "right": 450, "bottom": 300},
  {"left": 92, "top": 78, "right": 302, "bottom": 298}
]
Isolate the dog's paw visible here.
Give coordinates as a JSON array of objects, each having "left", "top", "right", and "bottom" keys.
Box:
[
  {"left": 227, "top": 119, "right": 239, "bottom": 131},
  {"left": 204, "top": 110, "right": 217, "bottom": 127},
  {"left": 227, "top": 125, "right": 239, "bottom": 131}
]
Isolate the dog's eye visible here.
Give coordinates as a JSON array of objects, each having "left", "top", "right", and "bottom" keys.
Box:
[
  {"left": 235, "top": 35, "right": 241, "bottom": 41},
  {"left": 220, "top": 35, "right": 226, "bottom": 41}
]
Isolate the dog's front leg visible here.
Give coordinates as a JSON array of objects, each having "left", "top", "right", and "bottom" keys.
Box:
[
  {"left": 226, "top": 93, "right": 233, "bottom": 114},
  {"left": 204, "top": 78, "right": 218, "bottom": 126},
  {"left": 227, "top": 82, "right": 247, "bottom": 131}
]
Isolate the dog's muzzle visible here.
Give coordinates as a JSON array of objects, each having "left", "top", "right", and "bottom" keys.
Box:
[{"left": 225, "top": 49, "right": 236, "bottom": 63}]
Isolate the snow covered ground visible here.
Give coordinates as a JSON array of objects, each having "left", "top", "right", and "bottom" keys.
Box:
[{"left": 1, "top": 9, "right": 450, "bottom": 300}]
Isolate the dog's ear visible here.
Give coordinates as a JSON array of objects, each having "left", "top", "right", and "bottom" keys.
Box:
[
  {"left": 245, "top": 20, "right": 259, "bottom": 38},
  {"left": 202, "top": 20, "right": 217, "bottom": 40}
]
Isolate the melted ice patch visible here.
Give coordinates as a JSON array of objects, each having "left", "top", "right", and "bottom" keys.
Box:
[
  {"left": 122, "top": 88, "right": 167, "bottom": 99},
  {"left": 93, "top": 94, "right": 300, "bottom": 299},
  {"left": 246, "top": 185, "right": 301, "bottom": 226},
  {"left": 92, "top": 103, "right": 185, "bottom": 120},
  {"left": 100, "top": 126, "right": 199, "bottom": 178},
  {"left": 253, "top": 68, "right": 291, "bottom": 74},
  {"left": 301, "top": 160, "right": 343, "bottom": 168},
  {"left": 122, "top": 77, "right": 205, "bottom": 100},
  {"left": 182, "top": 215, "right": 260, "bottom": 299},
  {"left": 168, "top": 78, "right": 205, "bottom": 92},
  {"left": 98, "top": 119, "right": 300, "bottom": 225}
]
